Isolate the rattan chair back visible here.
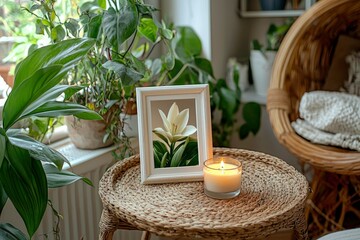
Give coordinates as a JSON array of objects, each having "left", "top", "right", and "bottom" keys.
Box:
[{"left": 267, "top": 0, "right": 360, "bottom": 175}]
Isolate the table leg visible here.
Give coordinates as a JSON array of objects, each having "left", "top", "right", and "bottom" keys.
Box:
[
  {"left": 294, "top": 207, "right": 308, "bottom": 240},
  {"left": 99, "top": 207, "right": 140, "bottom": 239},
  {"left": 99, "top": 208, "right": 118, "bottom": 240},
  {"left": 141, "top": 231, "right": 151, "bottom": 240}
]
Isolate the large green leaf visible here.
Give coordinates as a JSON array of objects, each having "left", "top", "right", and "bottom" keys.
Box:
[
  {"left": 179, "top": 140, "right": 198, "bottom": 167},
  {"left": 0, "top": 132, "right": 5, "bottom": 168},
  {"left": 64, "top": 85, "right": 84, "bottom": 100},
  {"left": 170, "top": 139, "right": 189, "bottom": 167},
  {"left": 238, "top": 102, "right": 261, "bottom": 139},
  {"left": 102, "top": 4, "right": 138, "bottom": 49},
  {"left": 239, "top": 124, "right": 250, "bottom": 140},
  {"left": 87, "top": 15, "right": 103, "bottom": 39},
  {"left": 172, "top": 26, "right": 202, "bottom": 62},
  {"left": 14, "top": 38, "right": 95, "bottom": 89},
  {"left": 0, "top": 143, "right": 47, "bottom": 238},
  {"left": 51, "top": 25, "right": 66, "bottom": 42},
  {"left": 242, "top": 102, "right": 261, "bottom": 135},
  {"left": 43, "top": 164, "right": 93, "bottom": 188},
  {"left": 103, "top": 60, "right": 143, "bottom": 85},
  {"left": 24, "top": 85, "right": 84, "bottom": 115},
  {"left": 3, "top": 65, "right": 63, "bottom": 129},
  {"left": 0, "top": 182, "right": 8, "bottom": 215},
  {"left": 98, "top": 0, "right": 106, "bottom": 9},
  {"left": 160, "top": 152, "right": 168, "bottom": 168},
  {"left": 168, "top": 59, "right": 197, "bottom": 85},
  {"left": 4, "top": 38, "right": 95, "bottom": 130},
  {"left": 65, "top": 18, "right": 80, "bottom": 37},
  {"left": 194, "top": 57, "right": 214, "bottom": 77},
  {"left": 219, "top": 86, "right": 239, "bottom": 121},
  {"left": 22, "top": 101, "right": 102, "bottom": 120},
  {"left": 153, "top": 140, "right": 168, "bottom": 168},
  {"left": 136, "top": 2, "right": 157, "bottom": 16},
  {"left": 0, "top": 223, "right": 28, "bottom": 240},
  {"left": 8, "top": 132, "right": 69, "bottom": 169},
  {"left": 138, "top": 17, "right": 158, "bottom": 43}
]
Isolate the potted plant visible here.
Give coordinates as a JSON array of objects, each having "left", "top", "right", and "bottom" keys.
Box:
[
  {"left": 23, "top": 0, "right": 176, "bottom": 155},
  {"left": 250, "top": 19, "right": 294, "bottom": 96},
  {"left": 0, "top": 38, "right": 100, "bottom": 239},
  {"left": 20, "top": 0, "right": 261, "bottom": 153}
]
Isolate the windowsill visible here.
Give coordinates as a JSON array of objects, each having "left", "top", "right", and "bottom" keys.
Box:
[
  {"left": 50, "top": 137, "right": 139, "bottom": 173},
  {"left": 42, "top": 125, "right": 69, "bottom": 144},
  {"left": 50, "top": 138, "right": 117, "bottom": 171}
]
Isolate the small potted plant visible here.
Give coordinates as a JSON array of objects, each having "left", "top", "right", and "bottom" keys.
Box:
[{"left": 250, "top": 19, "right": 294, "bottom": 96}]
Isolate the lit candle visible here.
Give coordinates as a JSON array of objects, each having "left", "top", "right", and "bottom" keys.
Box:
[{"left": 203, "top": 156, "right": 242, "bottom": 199}]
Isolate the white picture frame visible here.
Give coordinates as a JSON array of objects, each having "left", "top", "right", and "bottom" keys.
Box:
[{"left": 136, "top": 84, "right": 213, "bottom": 184}]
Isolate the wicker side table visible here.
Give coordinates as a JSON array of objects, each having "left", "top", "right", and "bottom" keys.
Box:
[{"left": 98, "top": 148, "right": 309, "bottom": 240}]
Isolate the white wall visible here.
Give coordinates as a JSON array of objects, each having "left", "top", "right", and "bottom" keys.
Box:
[
  {"left": 210, "top": 0, "right": 250, "bottom": 78},
  {"left": 160, "top": 0, "right": 211, "bottom": 60}
]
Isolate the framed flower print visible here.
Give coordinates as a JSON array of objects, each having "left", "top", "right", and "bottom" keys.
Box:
[{"left": 136, "top": 84, "right": 213, "bottom": 184}]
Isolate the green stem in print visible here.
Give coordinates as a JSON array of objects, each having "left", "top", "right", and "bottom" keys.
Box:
[{"left": 168, "top": 142, "right": 175, "bottom": 167}]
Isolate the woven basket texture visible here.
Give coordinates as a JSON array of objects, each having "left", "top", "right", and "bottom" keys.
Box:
[
  {"left": 99, "top": 148, "right": 308, "bottom": 240},
  {"left": 267, "top": 0, "right": 360, "bottom": 175}
]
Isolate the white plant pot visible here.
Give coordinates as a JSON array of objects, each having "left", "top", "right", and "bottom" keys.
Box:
[
  {"left": 250, "top": 50, "right": 277, "bottom": 96},
  {"left": 65, "top": 116, "right": 113, "bottom": 149},
  {"left": 119, "top": 113, "right": 138, "bottom": 138},
  {"left": 226, "top": 58, "right": 249, "bottom": 91}
]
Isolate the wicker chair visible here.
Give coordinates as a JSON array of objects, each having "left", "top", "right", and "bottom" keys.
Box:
[{"left": 267, "top": 0, "right": 360, "bottom": 238}]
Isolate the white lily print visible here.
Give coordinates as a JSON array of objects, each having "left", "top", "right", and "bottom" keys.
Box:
[
  {"left": 153, "top": 102, "right": 199, "bottom": 168},
  {"left": 153, "top": 102, "right": 197, "bottom": 143}
]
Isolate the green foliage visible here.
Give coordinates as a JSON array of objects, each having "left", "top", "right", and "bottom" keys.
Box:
[
  {"left": 153, "top": 138, "right": 199, "bottom": 168},
  {"left": 0, "top": 144, "right": 48, "bottom": 237},
  {"left": 0, "top": 38, "right": 99, "bottom": 238},
  {"left": 168, "top": 27, "right": 261, "bottom": 147},
  {"left": 44, "top": 164, "right": 93, "bottom": 188},
  {"left": 102, "top": 3, "right": 138, "bottom": 50},
  {"left": 239, "top": 102, "right": 261, "bottom": 139},
  {"left": 0, "top": 223, "right": 28, "bottom": 240}
]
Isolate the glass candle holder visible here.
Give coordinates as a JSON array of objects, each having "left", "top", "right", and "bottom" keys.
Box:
[{"left": 203, "top": 156, "right": 242, "bottom": 199}]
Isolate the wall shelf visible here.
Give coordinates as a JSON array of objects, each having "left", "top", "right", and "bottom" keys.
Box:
[{"left": 238, "top": 0, "right": 314, "bottom": 18}]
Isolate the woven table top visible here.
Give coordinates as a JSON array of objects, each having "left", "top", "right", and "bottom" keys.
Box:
[{"left": 99, "top": 148, "right": 309, "bottom": 240}]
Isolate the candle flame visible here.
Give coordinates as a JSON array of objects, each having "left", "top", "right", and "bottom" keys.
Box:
[{"left": 220, "top": 160, "right": 224, "bottom": 169}]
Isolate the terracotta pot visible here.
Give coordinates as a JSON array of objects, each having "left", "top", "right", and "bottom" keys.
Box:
[
  {"left": 65, "top": 116, "right": 113, "bottom": 149},
  {"left": 0, "top": 64, "right": 14, "bottom": 87}
]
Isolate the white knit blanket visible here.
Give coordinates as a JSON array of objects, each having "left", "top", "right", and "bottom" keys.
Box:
[{"left": 291, "top": 91, "right": 360, "bottom": 151}]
